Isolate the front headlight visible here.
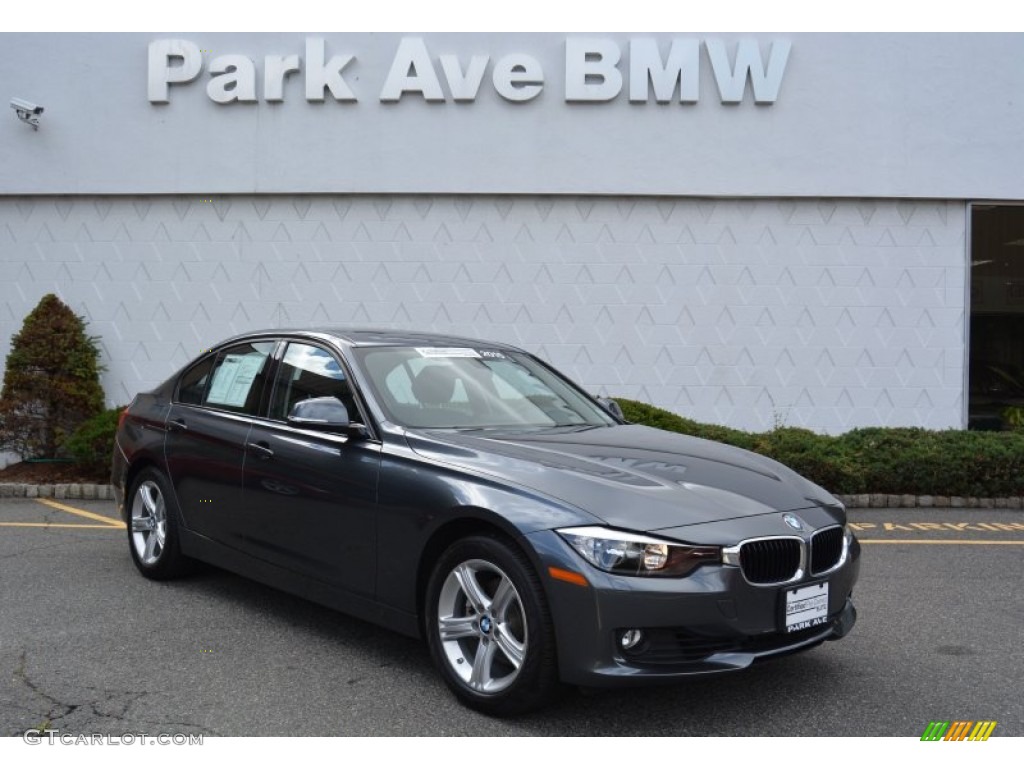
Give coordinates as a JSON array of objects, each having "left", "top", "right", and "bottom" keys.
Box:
[{"left": 557, "top": 526, "right": 720, "bottom": 577}]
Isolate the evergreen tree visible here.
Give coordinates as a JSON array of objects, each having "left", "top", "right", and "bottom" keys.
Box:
[{"left": 0, "top": 294, "right": 105, "bottom": 458}]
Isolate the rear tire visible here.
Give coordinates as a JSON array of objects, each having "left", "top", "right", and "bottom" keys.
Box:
[
  {"left": 126, "top": 467, "right": 194, "bottom": 580},
  {"left": 425, "top": 535, "right": 560, "bottom": 716}
]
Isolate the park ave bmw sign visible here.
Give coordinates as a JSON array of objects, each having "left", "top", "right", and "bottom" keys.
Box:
[{"left": 147, "top": 37, "right": 791, "bottom": 106}]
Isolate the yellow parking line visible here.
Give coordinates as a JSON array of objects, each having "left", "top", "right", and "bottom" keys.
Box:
[
  {"left": 859, "top": 539, "right": 1024, "bottom": 545},
  {"left": 0, "top": 522, "right": 125, "bottom": 529},
  {"left": 34, "top": 499, "right": 125, "bottom": 529}
]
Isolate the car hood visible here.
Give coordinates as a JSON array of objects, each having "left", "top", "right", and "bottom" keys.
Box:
[{"left": 404, "top": 424, "right": 840, "bottom": 532}]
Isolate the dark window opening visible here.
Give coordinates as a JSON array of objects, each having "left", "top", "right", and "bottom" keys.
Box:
[{"left": 969, "top": 205, "right": 1024, "bottom": 430}]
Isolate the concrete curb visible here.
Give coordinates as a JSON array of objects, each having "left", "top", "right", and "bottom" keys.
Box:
[
  {"left": 836, "top": 494, "right": 1023, "bottom": 509},
  {"left": 0, "top": 483, "right": 115, "bottom": 500},
  {"left": 1, "top": 483, "right": 1022, "bottom": 509}
]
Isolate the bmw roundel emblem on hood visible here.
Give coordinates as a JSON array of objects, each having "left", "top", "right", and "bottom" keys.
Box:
[{"left": 783, "top": 513, "right": 804, "bottom": 531}]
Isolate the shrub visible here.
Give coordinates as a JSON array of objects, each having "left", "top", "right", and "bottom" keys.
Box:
[
  {"left": 752, "top": 427, "right": 864, "bottom": 494},
  {"left": 63, "top": 406, "right": 124, "bottom": 476},
  {"left": 837, "top": 428, "right": 943, "bottom": 494},
  {"left": 0, "top": 294, "right": 105, "bottom": 458},
  {"left": 617, "top": 398, "right": 757, "bottom": 450},
  {"left": 1004, "top": 406, "right": 1024, "bottom": 431},
  {"left": 614, "top": 397, "right": 1024, "bottom": 497}
]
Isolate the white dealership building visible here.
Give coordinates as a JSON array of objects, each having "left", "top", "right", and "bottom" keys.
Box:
[{"left": 1, "top": 32, "right": 1022, "bottom": 433}]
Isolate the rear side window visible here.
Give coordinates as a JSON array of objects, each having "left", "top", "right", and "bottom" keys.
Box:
[
  {"left": 176, "top": 356, "right": 216, "bottom": 405},
  {"left": 194, "top": 341, "right": 275, "bottom": 415}
]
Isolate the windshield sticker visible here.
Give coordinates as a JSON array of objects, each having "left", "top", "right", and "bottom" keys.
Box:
[
  {"left": 477, "top": 350, "right": 506, "bottom": 359},
  {"left": 415, "top": 347, "right": 481, "bottom": 358}
]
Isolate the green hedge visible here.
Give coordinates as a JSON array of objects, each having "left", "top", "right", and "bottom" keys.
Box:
[
  {"left": 616, "top": 399, "right": 1024, "bottom": 497},
  {"left": 62, "top": 406, "right": 125, "bottom": 476}
]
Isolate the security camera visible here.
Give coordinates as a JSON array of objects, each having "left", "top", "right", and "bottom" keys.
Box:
[{"left": 11, "top": 98, "right": 44, "bottom": 129}]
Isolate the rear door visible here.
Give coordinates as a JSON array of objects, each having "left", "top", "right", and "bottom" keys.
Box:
[
  {"left": 164, "top": 339, "right": 277, "bottom": 550},
  {"left": 242, "top": 341, "right": 381, "bottom": 597}
]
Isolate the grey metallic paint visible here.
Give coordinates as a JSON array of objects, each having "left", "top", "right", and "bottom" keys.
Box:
[{"left": 112, "top": 328, "right": 859, "bottom": 688}]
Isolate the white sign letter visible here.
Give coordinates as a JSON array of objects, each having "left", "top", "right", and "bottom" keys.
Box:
[
  {"left": 565, "top": 38, "right": 622, "bottom": 102},
  {"left": 629, "top": 38, "right": 699, "bottom": 103},
  {"left": 380, "top": 37, "right": 445, "bottom": 102},
  {"left": 305, "top": 38, "right": 356, "bottom": 102},
  {"left": 439, "top": 54, "right": 488, "bottom": 102},
  {"left": 148, "top": 39, "right": 202, "bottom": 103},
  {"left": 264, "top": 54, "right": 301, "bottom": 102},
  {"left": 705, "top": 39, "right": 791, "bottom": 104},
  {"left": 207, "top": 55, "right": 257, "bottom": 104},
  {"left": 493, "top": 54, "right": 543, "bottom": 102}
]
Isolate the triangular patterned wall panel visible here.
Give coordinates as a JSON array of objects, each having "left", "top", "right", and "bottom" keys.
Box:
[{"left": 0, "top": 196, "right": 966, "bottom": 433}]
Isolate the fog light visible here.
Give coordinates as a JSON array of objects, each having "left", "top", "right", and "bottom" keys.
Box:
[{"left": 620, "top": 629, "right": 644, "bottom": 650}]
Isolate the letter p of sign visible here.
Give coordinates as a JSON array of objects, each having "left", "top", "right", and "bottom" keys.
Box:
[{"left": 149, "top": 39, "right": 203, "bottom": 103}]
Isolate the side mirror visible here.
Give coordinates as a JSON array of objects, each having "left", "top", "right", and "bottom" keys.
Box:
[
  {"left": 597, "top": 397, "right": 625, "bottom": 421},
  {"left": 287, "top": 397, "right": 368, "bottom": 437}
]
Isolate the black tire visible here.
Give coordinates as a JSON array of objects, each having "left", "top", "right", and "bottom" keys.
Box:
[
  {"left": 126, "top": 467, "right": 194, "bottom": 580},
  {"left": 425, "top": 534, "right": 560, "bottom": 716}
]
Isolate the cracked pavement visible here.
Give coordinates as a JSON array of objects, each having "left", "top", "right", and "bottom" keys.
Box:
[{"left": 0, "top": 499, "right": 1022, "bottom": 736}]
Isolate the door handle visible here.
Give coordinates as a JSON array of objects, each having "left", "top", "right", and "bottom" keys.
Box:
[
  {"left": 167, "top": 419, "right": 188, "bottom": 432},
  {"left": 247, "top": 441, "right": 274, "bottom": 459}
]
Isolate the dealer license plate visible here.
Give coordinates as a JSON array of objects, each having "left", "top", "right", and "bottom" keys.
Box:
[{"left": 784, "top": 582, "right": 829, "bottom": 633}]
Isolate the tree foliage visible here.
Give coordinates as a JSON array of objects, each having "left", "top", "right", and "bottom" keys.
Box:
[{"left": 0, "top": 294, "right": 105, "bottom": 458}]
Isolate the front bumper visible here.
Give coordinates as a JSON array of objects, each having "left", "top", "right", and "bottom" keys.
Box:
[{"left": 525, "top": 529, "right": 860, "bottom": 687}]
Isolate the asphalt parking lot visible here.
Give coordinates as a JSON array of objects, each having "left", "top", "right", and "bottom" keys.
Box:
[{"left": 0, "top": 498, "right": 1021, "bottom": 737}]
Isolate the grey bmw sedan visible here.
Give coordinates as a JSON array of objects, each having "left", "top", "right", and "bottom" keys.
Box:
[{"left": 112, "top": 328, "right": 859, "bottom": 715}]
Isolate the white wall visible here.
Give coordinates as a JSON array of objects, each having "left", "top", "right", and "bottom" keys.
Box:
[
  {"left": 0, "top": 195, "right": 967, "bottom": 433},
  {"left": 1, "top": 33, "right": 1023, "bottom": 199}
]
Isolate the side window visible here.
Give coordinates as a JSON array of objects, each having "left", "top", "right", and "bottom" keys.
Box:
[
  {"left": 201, "top": 341, "right": 275, "bottom": 415},
  {"left": 177, "top": 356, "right": 217, "bottom": 405},
  {"left": 269, "top": 343, "right": 352, "bottom": 421}
]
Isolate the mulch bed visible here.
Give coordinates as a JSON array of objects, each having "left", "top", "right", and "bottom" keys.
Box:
[{"left": 0, "top": 461, "right": 108, "bottom": 485}]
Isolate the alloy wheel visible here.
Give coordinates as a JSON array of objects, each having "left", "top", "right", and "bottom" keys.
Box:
[
  {"left": 131, "top": 479, "right": 167, "bottom": 566},
  {"left": 436, "top": 559, "right": 528, "bottom": 694}
]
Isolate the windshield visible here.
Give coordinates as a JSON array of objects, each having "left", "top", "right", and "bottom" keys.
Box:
[{"left": 353, "top": 346, "right": 617, "bottom": 430}]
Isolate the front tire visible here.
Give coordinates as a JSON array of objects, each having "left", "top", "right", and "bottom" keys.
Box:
[
  {"left": 425, "top": 535, "right": 560, "bottom": 716},
  {"left": 127, "top": 467, "right": 193, "bottom": 580}
]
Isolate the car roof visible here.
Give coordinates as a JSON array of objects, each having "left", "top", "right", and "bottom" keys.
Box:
[{"left": 218, "top": 327, "right": 527, "bottom": 352}]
